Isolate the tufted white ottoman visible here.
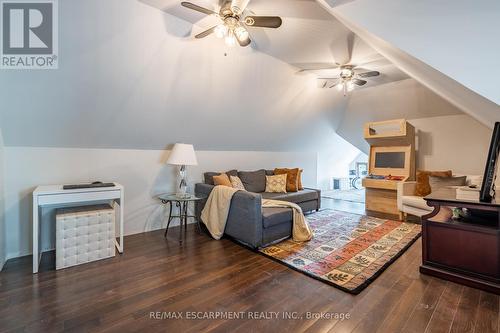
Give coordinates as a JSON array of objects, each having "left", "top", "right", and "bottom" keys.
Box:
[{"left": 56, "top": 204, "right": 115, "bottom": 270}]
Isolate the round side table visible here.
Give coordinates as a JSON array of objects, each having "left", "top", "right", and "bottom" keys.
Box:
[{"left": 158, "top": 194, "right": 206, "bottom": 242}]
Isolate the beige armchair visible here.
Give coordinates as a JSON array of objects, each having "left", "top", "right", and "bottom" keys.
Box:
[
  {"left": 397, "top": 175, "right": 483, "bottom": 221},
  {"left": 397, "top": 181, "right": 433, "bottom": 220}
]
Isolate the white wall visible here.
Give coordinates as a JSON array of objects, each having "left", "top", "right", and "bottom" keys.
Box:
[
  {"left": 0, "top": 129, "right": 5, "bottom": 270},
  {"left": 331, "top": 79, "right": 491, "bottom": 181},
  {"left": 4, "top": 147, "right": 317, "bottom": 259},
  {"left": 317, "top": 133, "right": 362, "bottom": 190},
  {"left": 410, "top": 114, "right": 492, "bottom": 175},
  {"left": 338, "top": 79, "right": 464, "bottom": 153}
]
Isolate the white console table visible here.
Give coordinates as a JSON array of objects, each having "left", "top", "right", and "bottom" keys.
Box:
[{"left": 32, "top": 183, "right": 124, "bottom": 273}]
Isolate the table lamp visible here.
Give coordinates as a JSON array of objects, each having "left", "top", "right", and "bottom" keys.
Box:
[{"left": 166, "top": 143, "right": 198, "bottom": 198}]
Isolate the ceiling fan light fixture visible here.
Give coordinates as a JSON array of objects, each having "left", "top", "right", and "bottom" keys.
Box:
[
  {"left": 340, "top": 67, "right": 354, "bottom": 79},
  {"left": 347, "top": 80, "right": 355, "bottom": 91},
  {"left": 234, "top": 26, "right": 249, "bottom": 41},
  {"left": 225, "top": 30, "right": 237, "bottom": 47},
  {"left": 214, "top": 24, "right": 228, "bottom": 38},
  {"left": 181, "top": 1, "right": 281, "bottom": 48}
]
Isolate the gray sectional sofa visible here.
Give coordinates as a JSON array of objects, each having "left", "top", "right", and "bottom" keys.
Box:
[{"left": 195, "top": 169, "right": 321, "bottom": 248}]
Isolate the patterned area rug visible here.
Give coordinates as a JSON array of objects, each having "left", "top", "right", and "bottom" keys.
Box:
[{"left": 259, "top": 210, "right": 421, "bottom": 294}]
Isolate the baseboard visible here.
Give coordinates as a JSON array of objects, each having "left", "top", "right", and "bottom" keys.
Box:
[
  {"left": 4, "top": 220, "right": 198, "bottom": 261},
  {"left": 6, "top": 250, "right": 28, "bottom": 261}
]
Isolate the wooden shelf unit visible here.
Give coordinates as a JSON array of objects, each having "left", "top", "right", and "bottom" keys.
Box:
[
  {"left": 363, "top": 119, "right": 416, "bottom": 218},
  {"left": 364, "top": 118, "right": 415, "bottom": 146}
]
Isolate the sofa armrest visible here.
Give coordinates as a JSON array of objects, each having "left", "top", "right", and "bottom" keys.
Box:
[
  {"left": 304, "top": 187, "right": 321, "bottom": 211},
  {"left": 397, "top": 181, "right": 417, "bottom": 211},
  {"left": 195, "top": 183, "right": 215, "bottom": 197},
  {"left": 194, "top": 183, "right": 215, "bottom": 220},
  {"left": 225, "top": 191, "right": 263, "bottom": 248}
]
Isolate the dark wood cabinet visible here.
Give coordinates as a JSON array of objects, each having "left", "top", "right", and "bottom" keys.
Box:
[{"left": 421, "top": 189, "right": 500, "bottom": 294}]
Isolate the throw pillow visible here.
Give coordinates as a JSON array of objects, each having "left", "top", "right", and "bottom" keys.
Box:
[
  {"left": 230, "top": 176, "right": 246, "bottom": 190},
  {"left": 204, "top": 170, "right": 238, "bottom": 185},
  {"left": 429, "top": 175, "right": 467, "bottom": 193},
  {"left": 213, "top": 174, "right": 232, "bottom": 187},
  {"left": 298, "top": 169, "right": 304, "bottom": 190},
  {"left": 204, "top": 172, "right": 220, "bottom": 185},
  {"left": 237, "top": 169, "right": 267, "bottom": 193},
  {"left": 415, "top": 170, "right": 452, "bottom": 196},
  {"left": 265, "top": 174, "right": 287, "bottom": 193},
  {"left": 274, "top": 168, "right": 300, "bottom": 192},
  {"left": 226, "top": 169, "right": 238, "bottom": 178}
]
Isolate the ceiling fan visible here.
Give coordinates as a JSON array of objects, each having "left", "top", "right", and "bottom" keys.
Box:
[
  {"left": 301, "top": 64, "right": 380, "bottom": 96},
  {"left": 297, "top": 31, "right": 381, "bottom": 96},
  {"left": 181, "top": 0, "right": 282, "bottom": 47}
]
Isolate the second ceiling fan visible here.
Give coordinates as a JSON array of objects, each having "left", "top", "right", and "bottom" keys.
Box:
[
  {"left": 310, "top": 64, "right": 380, "bottom": 96},
  {"left": 181, "top": 0, "right": 282, "bottom": 47},
  {"left": 298, "top": 32, "right": 382, "bottom": 96}
]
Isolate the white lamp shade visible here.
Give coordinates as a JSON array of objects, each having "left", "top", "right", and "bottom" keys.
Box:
[{"left": 166, "top": 143, "right": 198, "bottom": 166}]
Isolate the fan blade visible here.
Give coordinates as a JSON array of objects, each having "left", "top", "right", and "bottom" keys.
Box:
[
  {"left": 346, "top": 32, "right": 354, "bottom": 65},
  {"left": 181, "top": 2, "right": 217, "bottom": 16},
  {"left": 352, "top": 79, "right": 367, "bottom": 86},
  {"left": 244, "top": 16, "right": 282, "bottom": 28},
  {"left": 329, "top": 82, "right": 340, "bottom": 89},
  {"left": 231, "top": 0, "right": 251, "bottom": 15},
  {"left": 195, "top": 26, "right": 216, "bottom": 39},
  {"left": 326, "top": 79, "right": 341, "bottom": 89},
  {"left": 357, "top": 71, "right": 380, "bottom": 78},
  {"left": 298, "top": 65, "right": 339, "bottom": 73}
]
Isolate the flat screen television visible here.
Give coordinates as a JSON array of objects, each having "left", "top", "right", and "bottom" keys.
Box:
[
  {"left": 480, "top": 122, "right": 500, "bottom": 202},
  {"left": 374, "top": 152, "right": 406, "bottom": 169}
]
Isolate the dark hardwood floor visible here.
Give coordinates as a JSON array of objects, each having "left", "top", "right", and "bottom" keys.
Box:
[{"left": 0, "top": 201, "right": 498, "bottom": 333}]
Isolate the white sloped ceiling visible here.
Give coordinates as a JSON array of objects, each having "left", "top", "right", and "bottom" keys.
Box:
[
  {"left": 0, "top": 0, "right": 343, "bottom": 150},
  {"left": 318, "top": 0, "right": 500, "bottom": 128},
  {"left": 0, "top": 0, "right": 469, "bottom": 152}
]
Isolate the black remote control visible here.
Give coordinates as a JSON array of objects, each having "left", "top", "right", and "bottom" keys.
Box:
[{"left": 63, "top": 182, "right": 115, "bottom": 190}]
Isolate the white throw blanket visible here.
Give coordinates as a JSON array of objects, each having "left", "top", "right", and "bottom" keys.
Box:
[
  {"left": 201, "top": 186, "right": 313, "bottom": 242},
  {"left": 201, "top": 185, "right": 239, "bottom": 240}
]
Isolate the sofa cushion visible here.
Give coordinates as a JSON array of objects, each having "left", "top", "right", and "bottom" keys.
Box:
[
  {"left": 204, "top": 170, "right": 238, "bottom": 185},
  {"left": 401, "top": 195, "right": 434, "bottom": 211},
  {"left": 238, "top": 169, "right": 266, "bottom": 193},
  {"left": 262, "top": 207, "right": 293, "bottom": 229},
  {"left": 429, "top": 175, "right": 467, "bottom": 193},
  {"left": 261, "top": 189, "right": 319, "bottom": 203}
]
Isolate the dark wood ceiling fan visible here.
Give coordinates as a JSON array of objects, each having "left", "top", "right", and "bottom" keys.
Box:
[{"left": 181, "top": 0, "right": 282, "bottom": 47}]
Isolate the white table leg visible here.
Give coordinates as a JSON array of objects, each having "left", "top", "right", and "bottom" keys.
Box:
[
  {"left": 32, "top": 196, "right": 39, "bottom": 274},
  {"left": 114, "top": 191, "right": 124, "bottom": 253}
]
